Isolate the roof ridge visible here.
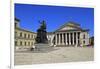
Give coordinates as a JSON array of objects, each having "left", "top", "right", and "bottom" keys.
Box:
[{"left": 67, "top": 21, "right": 80, "bottom": 26}]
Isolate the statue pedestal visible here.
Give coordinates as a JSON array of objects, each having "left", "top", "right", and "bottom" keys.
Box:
[{"left": 34, "top": 43, "right": 52, "bottom": 51}]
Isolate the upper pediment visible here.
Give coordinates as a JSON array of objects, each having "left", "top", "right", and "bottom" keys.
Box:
[{"left": 55, "top": 21, "right": 82, "bottom": 32}]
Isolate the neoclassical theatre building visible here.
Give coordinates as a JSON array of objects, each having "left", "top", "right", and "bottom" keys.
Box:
[
  {"left": 47, "top": 22, "right": 89, "bottom": 47},
  {"left": 15, "top": 18, "right": 89, "bottom": 49}
]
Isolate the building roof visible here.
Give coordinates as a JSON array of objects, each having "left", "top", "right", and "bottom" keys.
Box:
[
  {"left": 54, "top": 21, "right": 89, "bottom": 32},
  {"left": 15, "top": 27, "right": 36, "bottom": 34},
  {"left": 56, "top": 29, "right": 88, "bottom": 32},
  {"left": 67, "top": 21, "right": 80, "bottom": 26}
]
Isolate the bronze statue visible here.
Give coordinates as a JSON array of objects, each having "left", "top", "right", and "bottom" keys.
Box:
[{"left": 35, "top": 20, "right": 48, "bottom": 43}]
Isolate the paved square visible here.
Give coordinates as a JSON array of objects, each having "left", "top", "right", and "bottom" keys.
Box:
[{"left": 15, "top": 47, "right": 94, "bottom": 65}]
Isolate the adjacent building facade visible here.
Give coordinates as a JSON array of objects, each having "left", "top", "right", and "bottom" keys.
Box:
[
  {"left": 15, "top": 18, "right": 90, "bottom": 49},
  {"left": 15, "top": 18, "right": 36, "bottom": 49}
]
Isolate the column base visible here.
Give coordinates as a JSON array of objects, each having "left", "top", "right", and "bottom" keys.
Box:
[
  {"left": 62, "top": 43, "right": 65, "bottom": 45},
  {"left": 66, "top": 44, "right": 68, "bottom": 45},
  {"left": 69, "top": 42, "right": 71, "bottom": 45}
]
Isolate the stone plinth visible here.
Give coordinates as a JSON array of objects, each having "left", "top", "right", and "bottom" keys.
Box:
[{"left": 34, "top": 43, "right": 52, "bottom": 51}]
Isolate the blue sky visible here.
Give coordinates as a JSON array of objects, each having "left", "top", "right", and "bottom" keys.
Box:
[{"left": 15, "top": 3, "right": 94, "bottom": 37}]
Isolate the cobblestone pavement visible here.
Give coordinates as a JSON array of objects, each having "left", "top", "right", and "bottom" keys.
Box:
[{"left": 15, "top": 47, "right": 94, "bottom": 65}]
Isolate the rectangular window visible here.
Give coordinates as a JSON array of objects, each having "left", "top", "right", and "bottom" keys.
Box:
[
  {"left": 25, "top": 42, "right": 26, "bottom": 46},
  {"left": 20, "top": 32, "right": 22, "bottom": 37},
  {"left": 15, "top": 23, "right": 17, "bottom": 27},
  {"left": 28, "top": 34, "right": 30, "bottom": 38},
  {"left": 20, "top": 41, "right": 22, "bottom": 46},
  {"left": 24, "top": 34, "right": 26, "bottom": 38},
  {"left": 83, "top": 34, "right": 85, "bottom": 39}
]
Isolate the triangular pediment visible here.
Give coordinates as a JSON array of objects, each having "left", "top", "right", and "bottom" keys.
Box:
[{"left": 56, "top": 21, "right": 82, "bottom": 32}]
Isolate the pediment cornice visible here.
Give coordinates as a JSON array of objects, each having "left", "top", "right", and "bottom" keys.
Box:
[{"left": 55, "top": 21, "right": 82, "bottom": 32}]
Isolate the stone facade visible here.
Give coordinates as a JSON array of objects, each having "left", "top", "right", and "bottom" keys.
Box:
[
  {"left": 47, "top": 22, "right": 89, "bottom": 47},
  {"left": 15, "top": 18, "right": 36, "bottom": 50},
  {"left": 15, "top": 18, "right": 89, "bottom": 49}
]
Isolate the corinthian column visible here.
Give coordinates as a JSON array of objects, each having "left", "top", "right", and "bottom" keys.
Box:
[
  {"left": 59, "top": 33, "right": 61, "bottom": 45},
  {"left": 69, "top": 33, "right": 71, "bottom": 45},
  {"left": 73, "top": 32, "right": 74, "bottom": 45},
  {"left": 66, "top": 33, "right": 68, "bottom": 45},
  {"left": 62, "top": 33, "right": 64, "bottom": 45},
  {"left": 55, "top": 34, "right": 57, "bottom": 45}
]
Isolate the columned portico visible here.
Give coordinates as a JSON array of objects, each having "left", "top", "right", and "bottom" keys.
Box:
[
  {"left": 54, "top": 32, "right": 80, "bottom": 46},
  {"left": 49, "top": 22, "right": 90, "bottom": 47}
]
